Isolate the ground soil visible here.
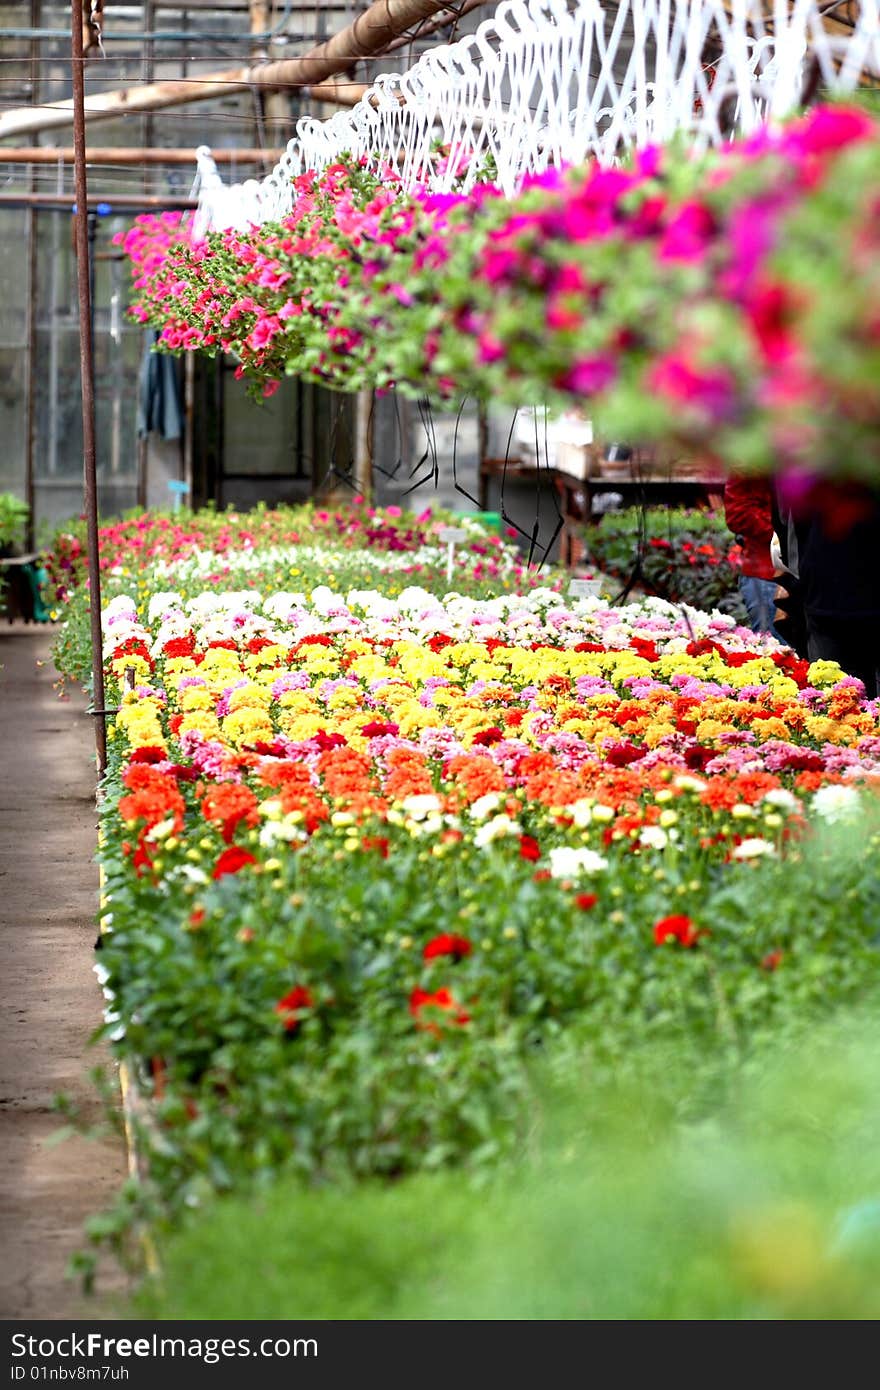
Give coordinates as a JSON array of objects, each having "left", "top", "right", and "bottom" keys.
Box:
[{"left": 0, "top": 623, "right": 128, "bottom": 1320}]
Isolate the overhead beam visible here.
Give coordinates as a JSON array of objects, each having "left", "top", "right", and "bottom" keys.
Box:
[
  {"left": 0, "top": 146, "right": 285, "bottom": 164},
  {"left": 0, "top": 0, "right": 469, "bottom": 139}
]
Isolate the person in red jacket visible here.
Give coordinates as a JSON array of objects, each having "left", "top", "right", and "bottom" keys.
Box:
[
  {"left": 723, "top": 474, "right": 778, "bottom": 634},
  {"left": 723, "top": 474, "right": 806, "bottom": 652}
]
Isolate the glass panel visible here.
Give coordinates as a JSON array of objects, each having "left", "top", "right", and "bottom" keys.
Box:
[
  {"left": 33, "top": 327, "right": 83, "bottom": 481},
  {"left": 0, "top": 209, "right": 28, "bottom": 348},
  {"left": 223, "top": 370, "right": 297, "bottom": 477},
  {"left": 0, "top": 349, "right": 26, "bottom": 497}
]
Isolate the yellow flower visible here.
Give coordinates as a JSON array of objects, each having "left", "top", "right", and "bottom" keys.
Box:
[
  {"left": 807, "top": 659, "right": 847, "bottom": 687},
  {"left": 179, "top": 712, "right": 221, "bottom": 740},
  {"left": 178, "top": 686, "right": 216, "bottom": 713}
]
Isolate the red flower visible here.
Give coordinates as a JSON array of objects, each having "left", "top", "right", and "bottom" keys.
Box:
[
  {"left": 760, "top": 949, "right": 784, "bottom": 972},
  {"left": 162, "top": 635, "right": 195, "bottom": 659},
  {"left": 423, "top": 934, "right": 472, "bottom": 963},
  {"left": 188, "top": 907, "right": 205, "bottom": 928},
  {"left": 575, "top": 893, "right": 598, "bottom": 911},
  {"left": 360, "top": 721, "right": 400, "bottom": 738},
  {"left": 654, "top": 914, "right": 704, "bottom": 947},
  {"left": 519, "top": 834, "right": 541, "bottom": 862},
  {"left": 533, "top": 869, "right": 552, "bottom": 882},
  {"left": 128, "top": 746, "right": 167, "bottom": 765},
  {"left": 311, "top": 730, "right": 347, "bottom": 750},
  {"left": 362, "top": 835, "right": 390, "bottom": 858},
  {"left": 472, "top": 727, "right": 504, "bottom": 746},
  {"left": 275, "top": 984, "right": 314, "bottom": 1034},
  {"left": 427, "top": 633, "right": 454, "bottom": 652},
  {"left": 409, "top": 987, "right": 470, "bottom": 1034},
  {"left": 629, "top": 637, "right": 660, "bottom": 663},
  {"left": 212, "top": 846, "right": 258, "bottom": 879}
]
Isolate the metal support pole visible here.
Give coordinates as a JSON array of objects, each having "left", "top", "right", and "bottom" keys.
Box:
[
  {"left": 354, "top": 389, "right": 374, "bottom": 503},
  {"left": 72, "top": 0, "right": 107, "bottom": 778},
  {"left": 87, "top": 210, "right": 97, "bottom": 369}
]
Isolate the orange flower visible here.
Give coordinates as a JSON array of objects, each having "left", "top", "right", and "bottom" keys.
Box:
[
  {"left": 201, "top": 783, "right": 260, "bottom": 843},
  {"left": 409, "top": 987, "right": 470, "bottom": 1035},
  {"left": 118, "top": 765, "right": 185, "bottom": 832}
]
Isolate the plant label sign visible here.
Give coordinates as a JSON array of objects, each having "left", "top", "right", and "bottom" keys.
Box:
[
  {"left": 569, "top": 578, "right": 602, "bottom": 600},
  {"left": 438, "top": 527, "right": 468, "bottom": 585}
]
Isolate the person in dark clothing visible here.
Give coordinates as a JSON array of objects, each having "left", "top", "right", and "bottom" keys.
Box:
[{"left": 787, "top": 483, "right": 880, "bottom": 698}]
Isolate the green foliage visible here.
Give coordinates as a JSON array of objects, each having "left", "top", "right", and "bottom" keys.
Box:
[
  {"left": 0, "top": 492, "right": 28, "bottom": 550},
  {"left": 96, "top": 800, "right": 880, "bottom": 1233},
  {"left": 583, "top": 506, "right": 747, "bottom": 617},
  {"left": 132, "top": 1007, "right": 880, "bottom": 1319}
]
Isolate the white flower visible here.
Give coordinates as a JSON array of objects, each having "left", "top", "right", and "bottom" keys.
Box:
[
  {"left": 673, "top": 773, "right": 707, "bottom": 793},
  {"left": 639, "top": 826, "right": 668, "bottom": 851},
  {"left": 763, "top": 788, "right": 799, "bottom": 811},
  {"left": 145, "top": 816, "right": 175, "bottom": 843},
  {"left": 549, "top": 847, "right": 608, "bottom": 878},
  {"left": 731, "top": 838, "right": 776, "bottom": 860},
  {"left": 473, "top": 814, "right": 522, "bottom": 847},
  {"left": 570, "top": 798, "right": 594, "bottom": 828},
  {"left": 731, "top": 803, "right": 756, "bottom": 819},
  {"left": 812, "top": 785, "right": 861, "bottom": 824},
  {"left": 147, "top": 591, "right": 183, "bottom": 623},
  {"left": 470, "top": 792, "right": 502, "bottom": 821},
  {"left": 102, "top": 594, "right": 137, "bottom": 623},
  {"left": 401, "top": 794, "right": 441, "bottom": 821},
  {"left": 174, "top": 864, "right": 209, "bottom": 884},
  {"left": 263, "top": 591, "right": 307, "bottom": 618},
  {"left": 259, "top": 819, "right": 306, "bottom": 848}
]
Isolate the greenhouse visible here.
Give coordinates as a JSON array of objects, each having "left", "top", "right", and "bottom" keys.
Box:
[{"left": 1, "top": 0, "right": 880, "bottom": 1341}]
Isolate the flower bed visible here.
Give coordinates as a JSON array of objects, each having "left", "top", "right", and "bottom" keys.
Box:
[
  {"left": 51, "top": 502, "right": 564, "bottom": 684},
  {"left": 582, "top": 507, "right": 746, "bottom": 617},
  {"left": 93, "top": 578, "right": 880, "bottom": 1218},
  {"left": 120, "top": 105, "right": 880, "bottom": 482}
]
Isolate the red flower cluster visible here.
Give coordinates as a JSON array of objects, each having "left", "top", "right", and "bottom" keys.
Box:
[
  {"left": 275, "top": 985, "right": 314, "bottom": 1034},
  {"left": 409, "top": 987, "right": 471, "bottom": 1034}
]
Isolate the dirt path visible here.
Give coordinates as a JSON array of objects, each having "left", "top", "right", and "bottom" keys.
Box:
[{"left": 0, "top": 623, "right": 127, "bottom": 1320}]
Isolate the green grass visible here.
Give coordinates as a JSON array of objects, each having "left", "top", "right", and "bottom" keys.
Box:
[{"left": 131, "top": 1011, "right": 880, "bottom": 1320}]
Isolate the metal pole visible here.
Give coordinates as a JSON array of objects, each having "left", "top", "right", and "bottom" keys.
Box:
[
  {"left": 72, "top": 0, "right": 107, "bottom": 779},
  {"left": 87, "top": 210, "right": 97, "bottom": 367}
]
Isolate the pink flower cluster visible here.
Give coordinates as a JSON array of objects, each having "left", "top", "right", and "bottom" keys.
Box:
[{"left": 120, "top": 107, "right": 880, "bottom": 481}]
